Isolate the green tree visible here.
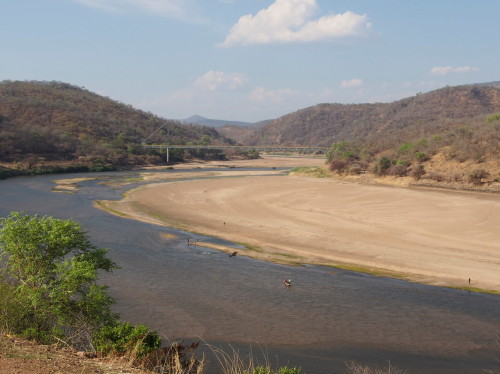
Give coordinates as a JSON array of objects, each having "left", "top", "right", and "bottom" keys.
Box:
[
  {"left": 399, "top": 142, "right": 414, "bottom": 154},
  {"left": 487, "top": 113, "right": 500, "bottom": 122},
  {"left": 0, "top": 212, "right": 118, "bottom": 348},
  {"left": 327, "top": 141, "right": 358, "bottom": 162},
  {"left": 93, "top": 321, "right": 161, "bottom": 357},
  {"left": 199, "top": 134, "right": 211, "bottom": 146}
]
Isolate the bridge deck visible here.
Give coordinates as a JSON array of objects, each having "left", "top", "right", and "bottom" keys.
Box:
[{"left": 142, "top": 144, "right": 329, "bottom": 152}]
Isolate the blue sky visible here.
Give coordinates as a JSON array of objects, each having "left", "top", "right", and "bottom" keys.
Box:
[{"left": 1, "top": 0, "right": 499, "bottom": 122}]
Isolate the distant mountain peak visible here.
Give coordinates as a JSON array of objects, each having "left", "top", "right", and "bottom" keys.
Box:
[
  {"left": 181, "top": 115, "right": 258, "bottom": 128},
  {"left": 185, "top": 115, "right": 207, "bottom": 121}
]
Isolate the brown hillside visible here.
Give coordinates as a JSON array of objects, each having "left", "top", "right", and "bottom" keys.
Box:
[
  {"left": 0, "top": 80, "right": 237, "bottom": 174},
  {"left": 232, "top": 84, "right": 500, "bottom": 152},
  {"left": 219, "top": 83, "right": 500, "bottom": 191}
]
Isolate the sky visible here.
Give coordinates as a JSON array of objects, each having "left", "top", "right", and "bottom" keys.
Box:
[{"left": 1, "top": 0, "right": 500, "bottom": 123}]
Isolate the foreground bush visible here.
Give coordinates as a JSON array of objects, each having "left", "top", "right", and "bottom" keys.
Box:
[
  {"left": 0, "top": 212, "right": 205, "bottom": 374},
  {"left": 0, "top": 212, "right": 118, "bottom": 349},
  {"left": 94, "top": 322, "right": 161, "bottom": 358}
]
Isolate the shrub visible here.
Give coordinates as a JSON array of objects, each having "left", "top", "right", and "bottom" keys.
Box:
[
  {"left": 408, "top": 164, "right": 425, "bottom": 180},
  {"left": 416, "top": 138, "right": 428, "bottom": 148},
  {"left": 426, "top": 172, "right": 444, "bottom": 182},
  {"left": 379, "top": 156, "right": 392, "bottom": 170},
  {"left": 250, "top": 366, "right": 303, "bottom": 374},
  {"left": 89, "top": 162, "right": 115, "bottom": 172},
  {"left": 395, "top": 160, "right": 407, "bottom": 167},
  {"left": 468, "top": 169, "right": 489, "bottom": 185},
  {"left": 0, "top": 212, "right": 118, "bottom": 349},
  {"left": 346, "top": 361, "right": 407, "bottom": 374},
  {"left": 277, "top": 367, "right": 303, "bottom": 374},
  {"left": 139, "top": 341, "right": 204, "bottom": 374},
  {"left": 347, "top": 164, "right": 363, "bottom": 175},
  {"left": 414, "top": 151, "right": 429, "bottom": 162},
  {"left": 329, "top": 160, "right": 347, "bottom": 173},
  {"left": 398, "top": 142, "right": 414, "bottom": 154},
  {"left": 94, "top": 322, "right": 161, "bottom": 358},
  {"left": 327, "top": 141, "right": 360, "bottom": 163},
  {"left": 458, "top": 126, "right": 473, "bottom": 139},
  {"left": 432, "top": 134, "right": 442, "bottom": 143},
  {"left": 487, "top": 113, "right": 500, "bottom": 122},
  {"left": 373, "top": 156, "right": 392, "bottom": 176},
  {"left": 387, "top": 165, "right": 407, "bottom": 177}
]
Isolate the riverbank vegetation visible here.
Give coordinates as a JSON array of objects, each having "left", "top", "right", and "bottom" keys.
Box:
[
  {"left": 286, "top": 113, "right": 500, "bottom": 193},
  {"left": 323, "top": 112, "right": 500, "bottom": 192}
]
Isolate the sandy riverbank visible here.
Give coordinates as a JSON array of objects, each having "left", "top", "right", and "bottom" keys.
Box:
[{"left": 98, "top": 157, "right": 500, "bottom": 293}]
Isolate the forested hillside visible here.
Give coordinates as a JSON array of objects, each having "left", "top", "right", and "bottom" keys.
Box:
[
  {"left": 0, "top": 80, "right": 239, "bottom": 177},
  {"left": 218, "top": 84, "right": 500, "bottom": 190},
  {"left": 232, "top": 84, "right": 500, "bottom": 151}
]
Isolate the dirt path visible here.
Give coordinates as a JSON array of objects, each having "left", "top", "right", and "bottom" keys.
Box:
[{"left": 0, "top": 335, "right": 145, "bottom": 374}]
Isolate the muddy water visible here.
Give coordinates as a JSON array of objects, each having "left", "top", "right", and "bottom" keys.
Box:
[{"left": 1, "top": 170, "right": 499, "bottom": 374}]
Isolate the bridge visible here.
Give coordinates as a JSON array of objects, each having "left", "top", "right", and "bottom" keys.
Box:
[{"left": 142, "top": 144, "right": 329, "bottom": 162}]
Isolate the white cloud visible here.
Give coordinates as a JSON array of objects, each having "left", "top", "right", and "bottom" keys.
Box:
[
  {"left": 248, "top": 87, "right": 297, "bottom": 102},
  {"left": 71, "top": 0, "right": 205, "bottom": 23},
  {"left": 430, "top": 66, "right": 479, "bottom": 75},
  {"left": 341, "top": 78, "right": 363, "bottom": 88},
  {"left": 193, "top": 70, "right": 247, "bottom": 91},
  {"left": 453, "top": 66, "right": 480, "bottom": 73},
  {"left": 218, "top": 0, "right": 371, "bottom": 47}
]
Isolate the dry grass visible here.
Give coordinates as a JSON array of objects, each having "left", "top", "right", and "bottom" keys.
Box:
[
  {"left": 345, "top": 361, "right": 407, "bottom": 374},
  {"left": 205, "top": 344, "right": 304, "bottom": 374},
  {"left": 208, "top": 344, "right": 270, "bottom": 374},
  {"left": 106, "top": 338, "right": 204, "bottom": 374}
]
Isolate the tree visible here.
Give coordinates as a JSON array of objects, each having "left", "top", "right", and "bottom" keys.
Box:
[
  {"left": 199, "top": 134, "right": 211, "bottom": 146},
  {"left": 0, "top": 212, "right": 118, "bottom": 349},
  {"left": 327, "top": 141, "right": 357, "bottom": 163},
  {"left": 487, "top": 113, "right": 500, "bottom": 122}
]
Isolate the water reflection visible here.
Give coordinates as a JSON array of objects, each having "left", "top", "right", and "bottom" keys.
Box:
[{"left": 0, "top": 170, "right": 499, "bottom": 374}]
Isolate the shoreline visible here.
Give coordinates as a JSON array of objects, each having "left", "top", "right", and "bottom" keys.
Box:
[{"left": 93, "top": 157, "right": 500, "bottom": 294}]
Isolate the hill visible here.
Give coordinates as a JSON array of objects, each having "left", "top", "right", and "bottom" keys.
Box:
[
  {"left": 225, "top": 83, "right": 500, "bottom": 191},
  {"left": 233, "top": 84, "right": 500, "bottom": 150},
  {"left": 0, "top": 80, "right": 241, "bottom": 176},
  {"left": 479, "top": 80, "right": 500, "bottom": 89}
]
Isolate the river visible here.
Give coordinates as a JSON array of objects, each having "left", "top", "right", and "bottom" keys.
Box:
[{"left": 0, "top": 169, "right": 499, "bottom": 374}]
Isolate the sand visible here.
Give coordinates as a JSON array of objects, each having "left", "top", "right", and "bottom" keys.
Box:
[{"left": 100, "top": 156, "right": 500, "bottom": 293}]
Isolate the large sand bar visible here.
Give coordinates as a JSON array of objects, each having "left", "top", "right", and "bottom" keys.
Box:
[{"left": 102, "top": 162, "right": 500, "bottom": 292}]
